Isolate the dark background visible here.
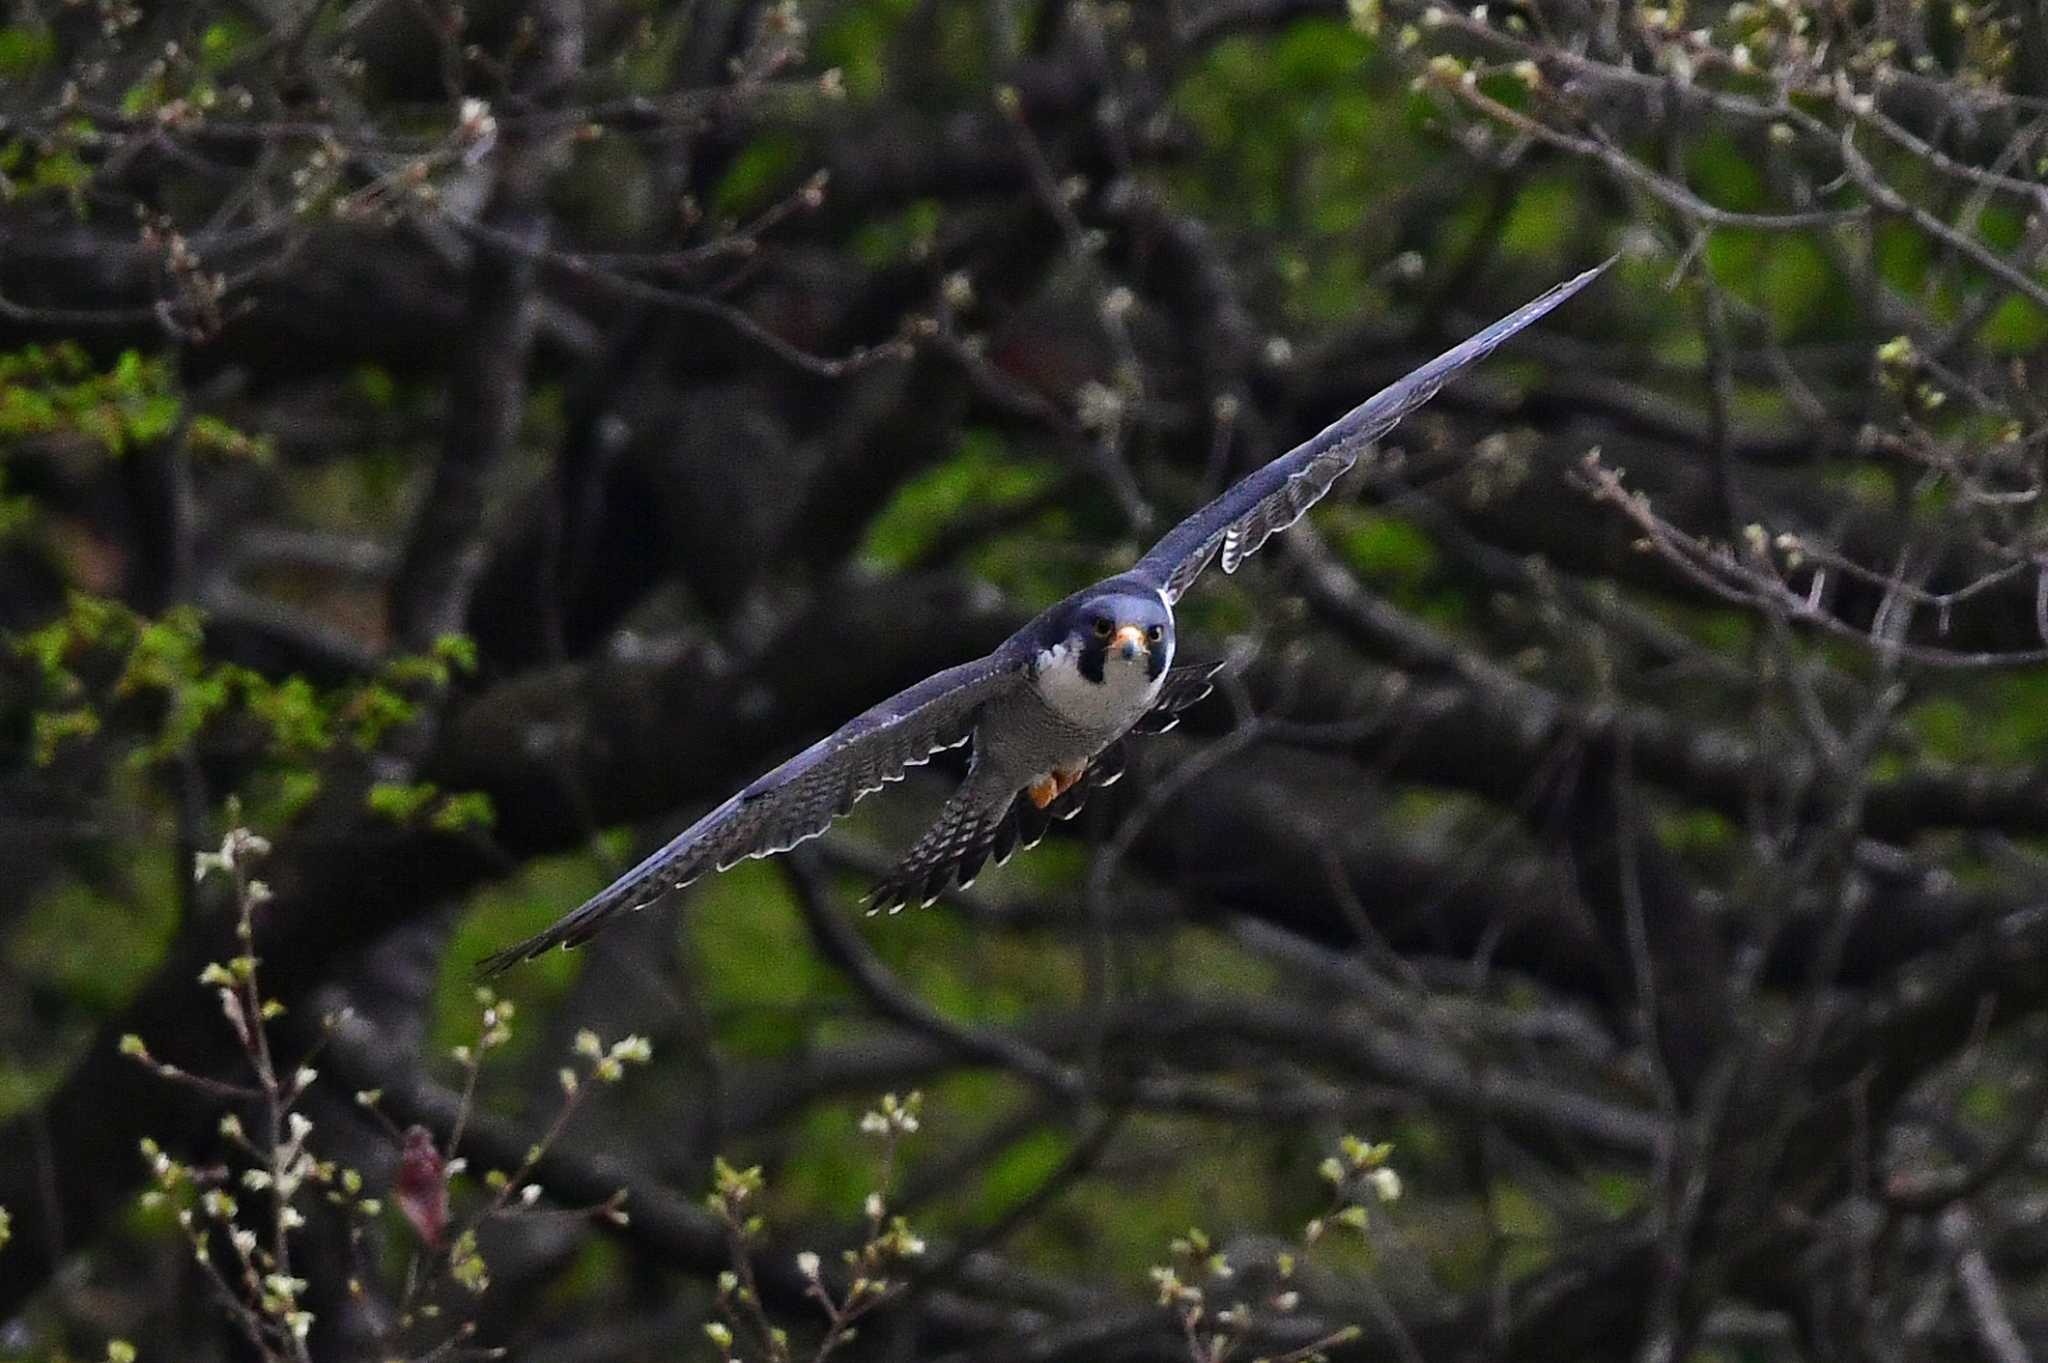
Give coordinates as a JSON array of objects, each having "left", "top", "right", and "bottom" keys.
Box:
[{"left": 5, "top": 0, "right": 2048, "bottom": 1360}]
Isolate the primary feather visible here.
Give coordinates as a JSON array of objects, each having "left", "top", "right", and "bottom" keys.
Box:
[
  {"left": 1132, "top": 259, "right": 1612, "bottom": 602},
  {"left": 482, "top": 265, "right": 1605, "bottom": 971},
  {"left": 478, "top": 656, "right": 1024, "bottom": 974}
]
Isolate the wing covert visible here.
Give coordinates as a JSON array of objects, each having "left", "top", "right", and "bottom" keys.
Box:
[
  {"left": 478, "top": 653, "right": 1023, "bottom": 974},
  {"left": 1133, "top": 260, "right": 1610, "bottom": 602}
]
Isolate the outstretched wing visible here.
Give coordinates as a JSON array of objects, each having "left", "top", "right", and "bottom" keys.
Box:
[
  {"left": 1131, "top": 261, "right": 1610, "bottom": 603},
  {"left": 1130, "top": 658, "right": 1226, "bottom": 734},
  {"left": 479, "top": 654, "right": 1026, "bottom": 974}
]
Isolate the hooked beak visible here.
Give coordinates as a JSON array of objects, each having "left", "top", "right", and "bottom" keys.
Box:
[{"left": 1112, "top": 624, "right": 1148, "bottom": 661}]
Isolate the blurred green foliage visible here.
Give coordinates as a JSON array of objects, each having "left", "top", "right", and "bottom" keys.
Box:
[
  {"left": 10, "top": 862, "right": 178, "bottom": 1015},
  {"left": 850, "top": 196, "right": 942, "bottom": 268},
  {"left": 814, "top": 0, "right": 908, "bottom": 101},
  {"left": 713, "top": 132, "right": 807, "bottom": 219},
  {"left": 860, "top": 429, "right": 1056, "bottom": 567},
  {"left": 0, "top": 345, "right": 270, "bottom": 459},
  {"left": 10, "top": 0, "right": 2048, "bottom": 1344},
  {"left": 1171, "top": 20, "right": 1408, "bottom": 325},
  {"left": 0, "top": 23, "right": 57, "bottom": 77}
]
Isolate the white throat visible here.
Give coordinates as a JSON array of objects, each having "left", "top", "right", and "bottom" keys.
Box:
[{"left": 1034, "top": 640, "right": 1165, "bottom": 732}]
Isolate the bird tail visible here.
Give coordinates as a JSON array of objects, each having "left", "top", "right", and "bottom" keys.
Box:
[
  {"left": 867, "top": 744, "right": 1138, "bottom": 912},
  {"left": 865, "top": 787, "right": 1016, "bottom": 914}
]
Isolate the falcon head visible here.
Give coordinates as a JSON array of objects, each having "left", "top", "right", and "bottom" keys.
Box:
[{"left": 1052, "top": 587, "right": 1174, "bottom": 684}]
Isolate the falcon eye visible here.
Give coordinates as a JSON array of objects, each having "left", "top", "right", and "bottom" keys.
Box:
[
  {"left": 1146, "top": 625, "right": 1164, "bottom": 643},
  {"left": 1093, "top": 617, "right": 1113, "bottom": 638}
]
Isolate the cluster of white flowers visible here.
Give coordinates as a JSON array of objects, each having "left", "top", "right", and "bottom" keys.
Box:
[{"left": 857, "top": 1090, "right": 922, "bottom": 1137}]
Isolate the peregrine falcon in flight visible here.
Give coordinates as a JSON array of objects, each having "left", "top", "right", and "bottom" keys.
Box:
[{"left": 481, "top": 261, "right": 1608, "bottom": 973}]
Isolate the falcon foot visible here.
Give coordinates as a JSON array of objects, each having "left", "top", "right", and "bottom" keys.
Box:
[{"left": 1027, "top": 764, "right": 1086, "bottom": 809}]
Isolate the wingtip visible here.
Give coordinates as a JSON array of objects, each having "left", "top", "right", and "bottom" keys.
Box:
[
  {"left": 473, "top": 941, "right": 534, "bottom": 980},
  {"left": 473, "top": 911, "right": 591, "bottom": 979},
  {"left": 475, "top": 913, "right": 596, "bottom": 977},
  {"left": 475, "top": 912, "right": 602, "bottom": 978},
  {"left": 1459, "top": 258, "right": 1610, "bottom": 354},
  {"left": 1533, "top": 256, "right": 1615, "bottom": 310}
]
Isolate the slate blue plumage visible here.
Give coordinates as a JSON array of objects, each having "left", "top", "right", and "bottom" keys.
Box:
[{"left": 479, "top": 260, "right": 1609, "bottom": 973}]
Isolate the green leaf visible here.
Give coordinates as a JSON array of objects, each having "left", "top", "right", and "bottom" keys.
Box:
[
  {"left": 367, "top": 781, "right": 440, "bottom": 824},
  {"left": 1686, "top": 131, "right": 1766, "bottom": 213},
  {"left": 973, "top": 1127, "right": 1072, "bottom": 1221},
  {"left": 0, "top": 385, "right": 59, "bottom": 438},
  {"left": 32, "top": 708, "right": 100, "bottom": 765},
  {"left": 189, "top": 415, "right": 273, "bottom": 461},
  {"left": 1588, "top": 1171, "right": 1645, "bottom": 1216},
  {"left": 430, "top": 791, "right": 497, "bottom": 833},
  {"left": 0, "top": 25, "right": 56, "bottom": 77},
  {"left": 1657, "top": 808, "right": 1734, "bottom": 856},
  {"left": 273, "top": 769, "right": 325, "bottom": 823},
  {"left": 860, "top": 429, "right": 1055, "bottom": 568},
  {"left": 1874, "top": 220, "right": 1932, "bottom": 294},
  {"left": 851, "top": 198, "right": 942, "bottom": 269},
  {"left": 199, "top": 19, "right": 255, "bottom": 70},
  {"left": 1337, "top": 511, "right": 1437, "bottom": 583},
  {"left": 1977, "top": 295, "right": 2048, "bottom": 355},
  {"left": 119, "top": 80, "right": 163, "bottom": 118},
  {"left": 349, "top": 684, "right": 418, "bottom": 749},
  {"left": 252, "top": 675, "right": 333, "bottom": 754},
  {"left": 432, "top": 633, "right": 479, "bottom": 675},
  {"left": 814, "top": 0, "right": 920, "bottom": 102},
  {"left": 711, "top": 132, "right": 803, "bottom": 219},
  {"left": 127, "top": 393, "right": 182, "bottom": 444},
  {"left": 1755, "top": 235, "right": 1833, "bottom": 336}
]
